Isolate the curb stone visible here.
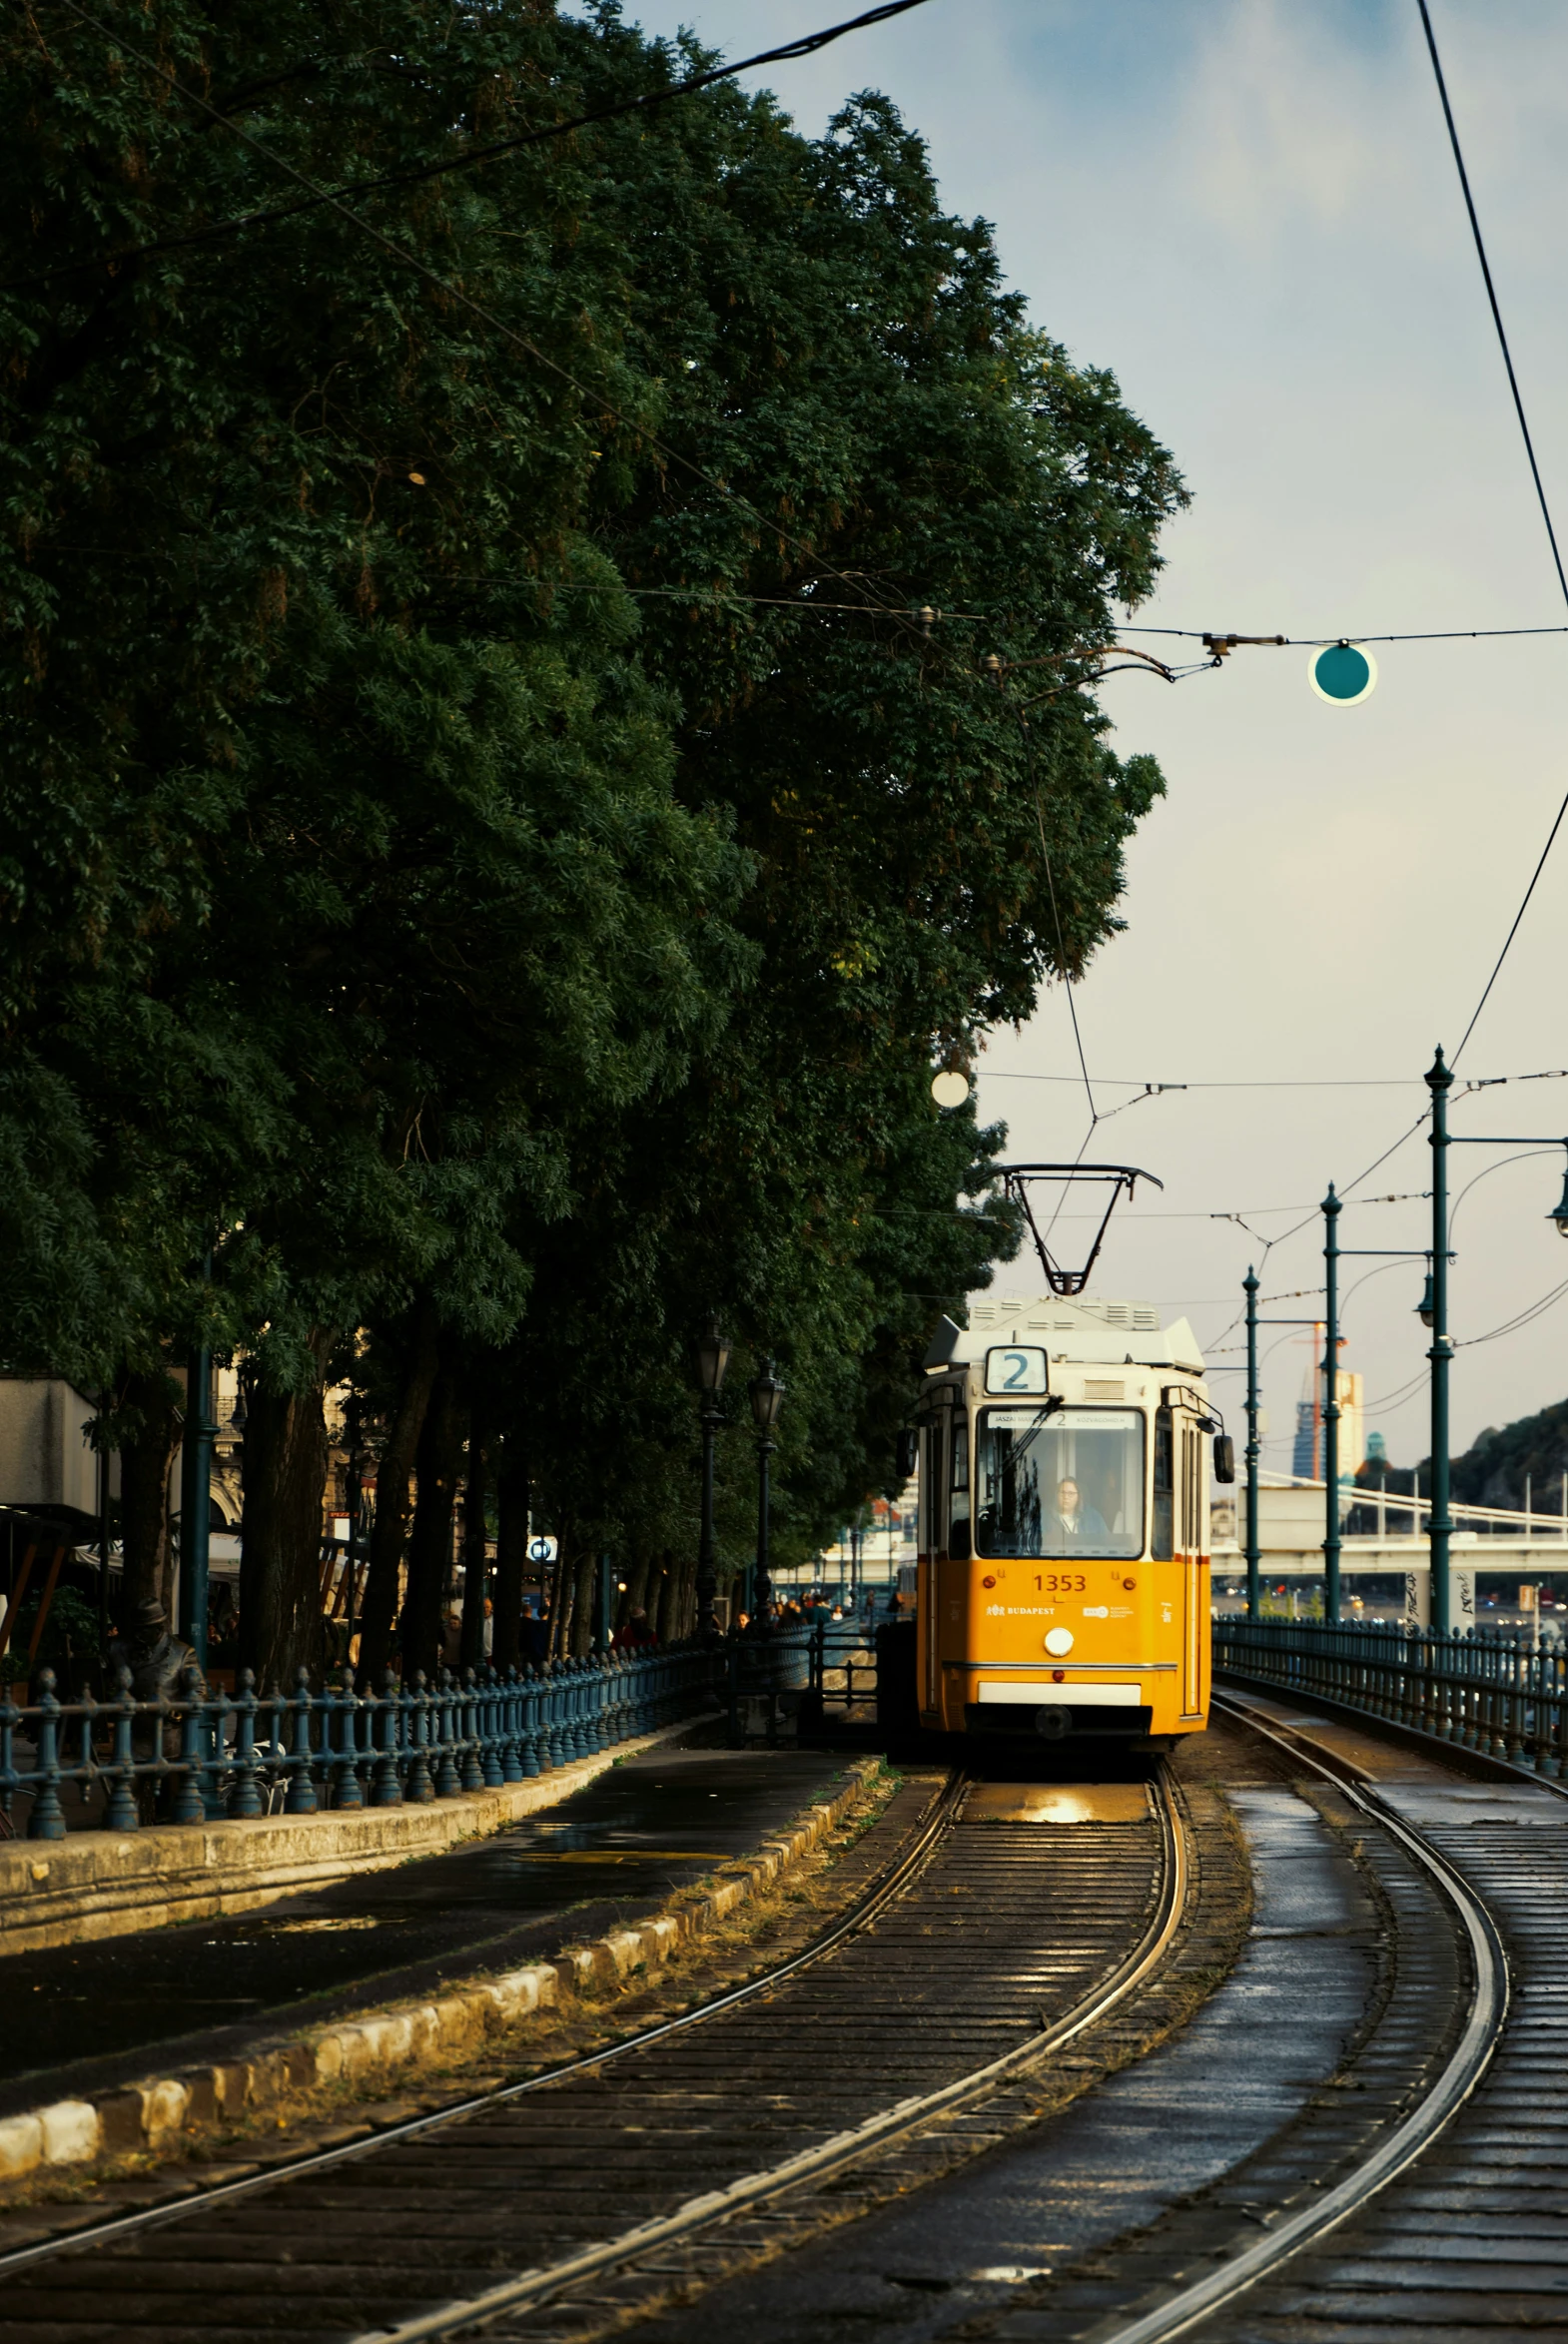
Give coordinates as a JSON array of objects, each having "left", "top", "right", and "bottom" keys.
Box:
[{"left": 0, "top": 1758, "right": 884, "bottom": 2189}]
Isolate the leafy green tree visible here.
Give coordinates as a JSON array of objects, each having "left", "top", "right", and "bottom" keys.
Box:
[
  {"left": 502, "top": 42, "right": 1182, "bottom": 1611},
  {"left": 1, "top": 2, "right": 1181, "bottom": 1668},
  {"left": 2, "top": 0, "right": 747, "bottom": 1675}
]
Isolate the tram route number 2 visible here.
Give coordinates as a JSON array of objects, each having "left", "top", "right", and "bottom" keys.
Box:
[{"left": 984, "top": 1346, "right": 1048, "bottom": 1394}]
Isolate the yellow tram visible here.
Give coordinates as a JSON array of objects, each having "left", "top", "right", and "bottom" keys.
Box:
[{"left": 907, "top": 1291, "right": 1226, "bottom": 1749}]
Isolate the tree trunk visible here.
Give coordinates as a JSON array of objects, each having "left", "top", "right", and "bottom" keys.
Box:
[
  {"left": 492, "top": 1441, "right": 528, "bottom": 1671},
  {"left": 239, "top": 1332, "right": 332, "bottom": 1692},
  {"left": 673, "top": 1546, "right": 698, "bottom": 1641},
  {"left": 569, "top": 1548, "right": 597, "bottom": 1658},
  {"left": 458, "top": 1401, "right": 488, "bottom": 1671},
  {"left": 117, "top": 1369, "right": 181, "bottom": 1619},
  {"left": 358, "top": 1300, "right": 439, "bottom": 1684},
  {"left": 548, "top": 1518, "right": 577, "bottom": 1660},
  {"left": 399, "top": 1362, "right": 465, "bottom": 1682}
]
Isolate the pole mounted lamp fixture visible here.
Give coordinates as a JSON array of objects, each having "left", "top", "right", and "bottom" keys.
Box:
[
  {"left": 1416, "top": 1267, "right": 1436, "bottom": 1329},
  {"left": 748, "top": 1359, "right": 785, "bottom": 1431},
  {"left": 747, "top": 1357, "right": 786, "bottom": 1633},
  {"left": 696, "top": 1318, "right": 731, "bottom": 1394},
  {"left": 1550, "top": 1162, "right": 1568, "bottom": 1238}
]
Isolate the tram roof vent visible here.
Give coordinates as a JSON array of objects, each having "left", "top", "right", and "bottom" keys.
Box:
[
  {"left": 1073, "top": 1298, "right": 1163, "bottom": 1330},
  {"left": 958, "top": 1295, "right": 1185, "bottom": 1357}
]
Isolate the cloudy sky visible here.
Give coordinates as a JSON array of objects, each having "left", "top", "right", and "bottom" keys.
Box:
[{"left": 614, "top": 0, "right": 1568, "bottom": 1472}]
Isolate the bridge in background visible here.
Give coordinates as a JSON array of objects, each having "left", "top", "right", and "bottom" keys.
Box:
[{"left": 1211, "top": 1473, "right": 1568, "bottom": 1627}]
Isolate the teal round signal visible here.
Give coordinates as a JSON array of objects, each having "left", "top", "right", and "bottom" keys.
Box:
[{"left": 1308, "top": 639, "right": 1376, "bottom": 706}]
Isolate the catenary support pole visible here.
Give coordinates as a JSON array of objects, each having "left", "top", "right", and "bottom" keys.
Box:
[
  {"left": 1322, "top": 1187, "right": 1341, "bottom": 1624},
  {"left": 1244, "top": 1267, "right": 1261, "bottom": 1620},
  {"left": 1428, "top": 1049, "right": 1453, "bottom": 1635}
]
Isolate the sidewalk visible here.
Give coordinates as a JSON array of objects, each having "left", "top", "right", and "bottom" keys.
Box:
[{"left": 0, "top": 1735, "right": 864, "bottom": 2123}]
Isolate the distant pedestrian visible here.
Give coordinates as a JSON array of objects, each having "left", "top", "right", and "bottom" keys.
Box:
[{"left": 611, "top": 1606, "right": 657, "bottom": 1651}]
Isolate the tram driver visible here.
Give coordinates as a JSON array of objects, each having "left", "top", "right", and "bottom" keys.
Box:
[{"left": 1049, "top": 1476, "right": 1110, "bottom": 1546}]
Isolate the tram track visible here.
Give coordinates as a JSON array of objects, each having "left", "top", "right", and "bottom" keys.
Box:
[
  {"left": 657, "top": 1695, "right": 1514, "bottom": 2344},
  {"left": 0, "top": 1767, "right": 967, "bottom": 2284},
  {"left": 1066, "top": 1693, "right": 1512, "bottom": 2344},
  {"left": 0, "top": 1766, "right": 1191, "bottom": 2343},
  {"left": 1170, "top": 1689, "right": 1568, "bottom": 2344}
]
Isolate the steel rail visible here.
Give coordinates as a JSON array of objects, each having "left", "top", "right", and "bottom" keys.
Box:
[
  {"left": 0, "top": 1766, "right": 969, "bottom": 2280},
  {"left": 353, "top": 1770, "right": 1189, "bottom": 2344},
  {"left": 1091, "top": 1692, "right": 1509, "bottom": 2344}
]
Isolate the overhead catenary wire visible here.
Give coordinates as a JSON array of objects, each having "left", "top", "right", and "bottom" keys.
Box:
[
  {"left": 11, "top": 0, "right": 935, "bottom": 294},
  {"left": 1120, "top": 622, "right": 1568, "bottom": 646},
  {"left": 1414, "top": 0, "right": 1568, "bottom": 1068},
  {"left": 1365, "top": 1272, "right": 1568, "bottom": 1417},
  {"left": 984, "top": 1071, "right": 1424, "bottom": 1090},
  {"left": 1183, "top": 0, "right": 1568, "bottom": 1411}
]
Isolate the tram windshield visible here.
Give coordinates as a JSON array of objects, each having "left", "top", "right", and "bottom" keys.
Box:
[{"left": 975, "top": 1407, "right": 1144, "bottom": 1560}]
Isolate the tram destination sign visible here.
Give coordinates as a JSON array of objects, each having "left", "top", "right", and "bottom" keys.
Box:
[{"left": 985, "top": 1345, "right": 1049, "bottom": 1395}]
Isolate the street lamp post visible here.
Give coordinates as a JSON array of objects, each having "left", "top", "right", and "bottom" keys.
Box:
[
  {"left": 694, "top": 1318, "right": 730, "bottom": 1639},
  {"left": 748, "top": 1358, "right": 785, "bottom": 1635},
  {"left": 344, "top": 1395, "right": 363, "bottom": 1669},
  {"left": 178, "top": 1259, "right": 215, "bottom": 1669}
]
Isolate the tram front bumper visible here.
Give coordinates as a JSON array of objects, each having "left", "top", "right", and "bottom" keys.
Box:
[{"left": 966, "top": 1692, "right": 1155, "bottom": 1738}]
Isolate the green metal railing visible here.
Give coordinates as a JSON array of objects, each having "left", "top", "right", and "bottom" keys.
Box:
[
  {"left": 0, "top": 1640, "right": 782, "bottom": 1841},
  {"left": 1214, "top": 1616, "right": 1568, "bottom": 1775}
]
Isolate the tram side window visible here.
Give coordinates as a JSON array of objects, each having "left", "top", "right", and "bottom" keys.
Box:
[
  {"left": 1153, "top": 1408, "right": 1175, "bottom": 1561},
  {"left": 921, "top": 1416, "right": 948, "bottom": 1554},
  {"left": 1183, "top": 1426, "right": 1199, "bottom": 1552},
  {"left": 949, "top": 1415, "right": 971, "bottom": 1559}
]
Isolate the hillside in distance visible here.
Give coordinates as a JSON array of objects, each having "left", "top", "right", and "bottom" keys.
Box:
[{"left": 1362, "top": 1399, "right": 1568, "bottom": 1515}]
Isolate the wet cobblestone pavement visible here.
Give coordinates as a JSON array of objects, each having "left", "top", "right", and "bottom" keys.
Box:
[{"left": 0, "top": 1739, "right": 854, "bottom": 2113}]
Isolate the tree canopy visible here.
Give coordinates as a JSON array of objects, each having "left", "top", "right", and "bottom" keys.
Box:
[{"left": 1, "top": 0, "right": 1185, "bottom": 1672}]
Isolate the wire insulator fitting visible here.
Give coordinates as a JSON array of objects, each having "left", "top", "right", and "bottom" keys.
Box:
[{"left": 1201, "top": 631, "right": 1288, "bottom": 661}]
